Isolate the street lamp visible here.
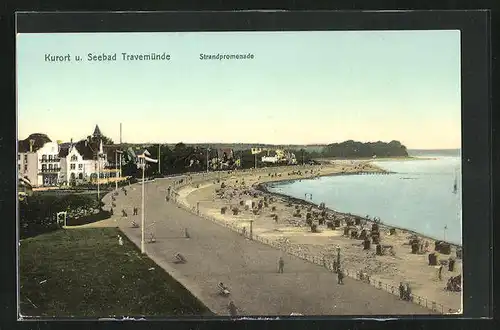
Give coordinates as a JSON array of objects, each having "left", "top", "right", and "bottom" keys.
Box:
[
  {"left": 206, "top": 146, "right": 210, "bottom": 173},
  {"left": 88, "top": 140, "right": 104, "bottom": 200},
  {"left": 137, "top": 151, "right": 158, "bottom": 254},
  {"left": 115, "top": 149, "right": 123, "bottom": 191}
]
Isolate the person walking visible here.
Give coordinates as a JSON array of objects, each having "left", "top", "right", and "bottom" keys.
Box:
[
  {"left": 399, "top": 282, "right": 405, "bottom": 300},
  {"left": 228, "top": 301, "right": 237, "bottom": 317},
  {"left": 337, "top": 269, "right": 344, "bottom": 284},
  {"left": 278, "top": 257, "right": 284, "bottom": 273},
  {"left": 438, "top": 265, "right": 444, "bottom": 281},
  {"left": 405, "top": 283, "right": 412, "bottom": 301}
]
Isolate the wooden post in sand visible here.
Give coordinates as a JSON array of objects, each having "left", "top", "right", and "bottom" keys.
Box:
[
  {"left": 336, "top": 245, "right": 341, "bottom": 271},
  {"left": 250, "top": 220, "right": 254, "bottom": 240}
]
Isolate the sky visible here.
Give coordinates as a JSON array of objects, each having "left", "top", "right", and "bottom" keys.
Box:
[{"left": 16, "top": 30, "right": 461, "bottom": 149}]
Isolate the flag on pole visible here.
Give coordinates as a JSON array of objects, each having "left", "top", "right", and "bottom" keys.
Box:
[
  {"left": 138, "top": 154, "right": 158, "bottom": 163},
  {"left": 98, "top": 140, "right": 104, "bottom": 155}
]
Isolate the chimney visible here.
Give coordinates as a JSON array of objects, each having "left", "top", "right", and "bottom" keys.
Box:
[{"left": 29, "top": 139, "right": 34, "bottom": 152}]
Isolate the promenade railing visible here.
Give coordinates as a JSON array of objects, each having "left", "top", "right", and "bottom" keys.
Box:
[{"left": 168, "top": 171, "right": 454, "bottom": 315}]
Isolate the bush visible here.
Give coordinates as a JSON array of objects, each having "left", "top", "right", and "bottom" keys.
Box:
[
  {"left": 66, "top": 210, "right": 112, "bottom": 226},
  {"left": 19, "top": 194, "right": 103, "bottom": 239}
]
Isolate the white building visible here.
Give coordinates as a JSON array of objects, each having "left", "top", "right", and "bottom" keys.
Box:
[
  {"left": 18, "top": 133, "right": 57, "bottom": 187},
  {"left": 261, "top": 156, "right": 279, "bottom": 163},
  {"left": 37, "top": 141, "right": 62, "bottom": 186},
  {"left": 60, "top": 139, "right": 106, "bottom": 185},
  {"left": 58, "top": 125, "right": 120, "bottom": 185},
  {"left": 18, "top": 126, "right": 122, "bottom": 187}
]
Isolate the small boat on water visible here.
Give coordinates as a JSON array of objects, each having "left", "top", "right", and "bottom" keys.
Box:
[{"left": 452, "top": 168, "right": 458, "bottom": 194}]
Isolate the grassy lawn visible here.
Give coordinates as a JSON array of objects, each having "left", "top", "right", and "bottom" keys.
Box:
[{"left": 20, "top": 228, "right": 211, "bottom": 318}]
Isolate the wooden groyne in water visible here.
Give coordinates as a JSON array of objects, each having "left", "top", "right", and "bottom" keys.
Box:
[{"left": 355, "top": 171, "right": 395, "bottom": 175}]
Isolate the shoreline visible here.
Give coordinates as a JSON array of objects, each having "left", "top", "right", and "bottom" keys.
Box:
[
  {"left": 174, "top": 163, "right": 462, "bottom": 313},
  {"left": 256, "top": 175, "right": 462, "bottom": 249}
]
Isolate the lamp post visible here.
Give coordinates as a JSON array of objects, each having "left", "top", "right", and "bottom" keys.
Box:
[
  {"left": 90, "top": 140, "right": 105, "bottom": 201},
  {"left": 97, "top": 153, "right": 100, "bottom": 200},
  {"left": 115, "top": 150, "right": 118, "bottom": 191},
  {"left": 138, "top": 152, "right": 158, "bottom": 254},
  {"left": 158, "top": 144, "right": 161, "bottom": 175},
  {"left": 115, "top": 149, "right": 123, "bottom": 190},
  {"left": 206, "top": 147, "right": 210, "bottom": 173}
]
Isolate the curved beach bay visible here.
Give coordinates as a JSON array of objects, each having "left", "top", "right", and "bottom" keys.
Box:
[
  {"left": 176, "top": 162, "right": 462, "bottom": 313},
  {"left": 267, "top": 157, "right": 462, "bottom": 245}
]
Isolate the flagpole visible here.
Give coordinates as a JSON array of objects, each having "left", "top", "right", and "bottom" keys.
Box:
[
  {"left": 141, "top": 158, "right": 145, "bottom": 253},
  {"left": 97, "top": 152, "right": 100, "bottom": 200},
  {"left": 115, "top": 150, "right": 118, "bottom": 191},
  {"left": 119, "top": 151, "right": 122, "bottom": 179},
  {"left": 138, "top": 152, "right": 158, "bottom": 254}
]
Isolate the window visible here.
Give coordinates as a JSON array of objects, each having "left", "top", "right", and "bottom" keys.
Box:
[
  {"left": 78, "top": 173, "right": 83, "bottom": 180},
  {"left": 18, "top": 154, "right": 20, "bottom": 160},
  {"left": 78, "top": 164, "right": 83, "bottom": 169},
  {"left": 70, "top": 164, "right": 76, "bottom": 170},
  {"left": 18, "top": 164, "right": 20, "bottom": 170},
  {"left": 71, "top": 155, "right": 78, "bottom": 162},
  {"left": 48, "top": 155, "right": 53, "bottom": 161},
  {"left": 42, "top": 154, "right": 47, "bottom": 161},
  {"left": 49, "top": 164, "right": 53, "bottom": 170},
  {"left": 42, "top": 164, "right": 47, "bottom": 170},
  {"left": 24, "top": 164, "right": 27, "bottom": 171},
  {"left": 24, "top": 155, "right": 28, "bottom": 162}
]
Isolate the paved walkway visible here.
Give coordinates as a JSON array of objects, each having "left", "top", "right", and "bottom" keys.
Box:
[{"left": 102, "top": 178, "right": 434, "bottom": 316}]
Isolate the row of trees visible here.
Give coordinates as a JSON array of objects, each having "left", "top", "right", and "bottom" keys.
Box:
[
  {"left": 120, "top": 140, "right": 408, "bottom": 179},
  {"left": 321, "top": 140, "right": 408, "bottom": 158}
]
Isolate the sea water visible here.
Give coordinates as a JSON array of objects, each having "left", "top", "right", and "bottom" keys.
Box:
[{"left": 266, "top": 156, "right": 462, "bottom": 245}]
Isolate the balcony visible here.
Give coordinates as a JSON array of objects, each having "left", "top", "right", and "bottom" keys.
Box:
[
  {"left": 40, "top": 158, "right": 61, "bottom": 163},
  {"left": 39, "top": 167, "right": 61, "bottom": 173}
]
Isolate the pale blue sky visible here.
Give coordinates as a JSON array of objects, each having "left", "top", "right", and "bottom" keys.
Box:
[{"left": 16, "top": 31, "right": 461, "bottom": 149}]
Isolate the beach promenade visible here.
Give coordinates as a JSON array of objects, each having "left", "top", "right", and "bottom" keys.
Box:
[
  {"left": 173, "top": 165, "right": 462, "bottom": 313},
  {"left": 103, "top": 168, "right": 435, "bottom": 316}
]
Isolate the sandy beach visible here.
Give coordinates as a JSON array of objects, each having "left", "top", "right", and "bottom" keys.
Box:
[{"left": 173, "top": 162, "right": 462, "bottom": 313}]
